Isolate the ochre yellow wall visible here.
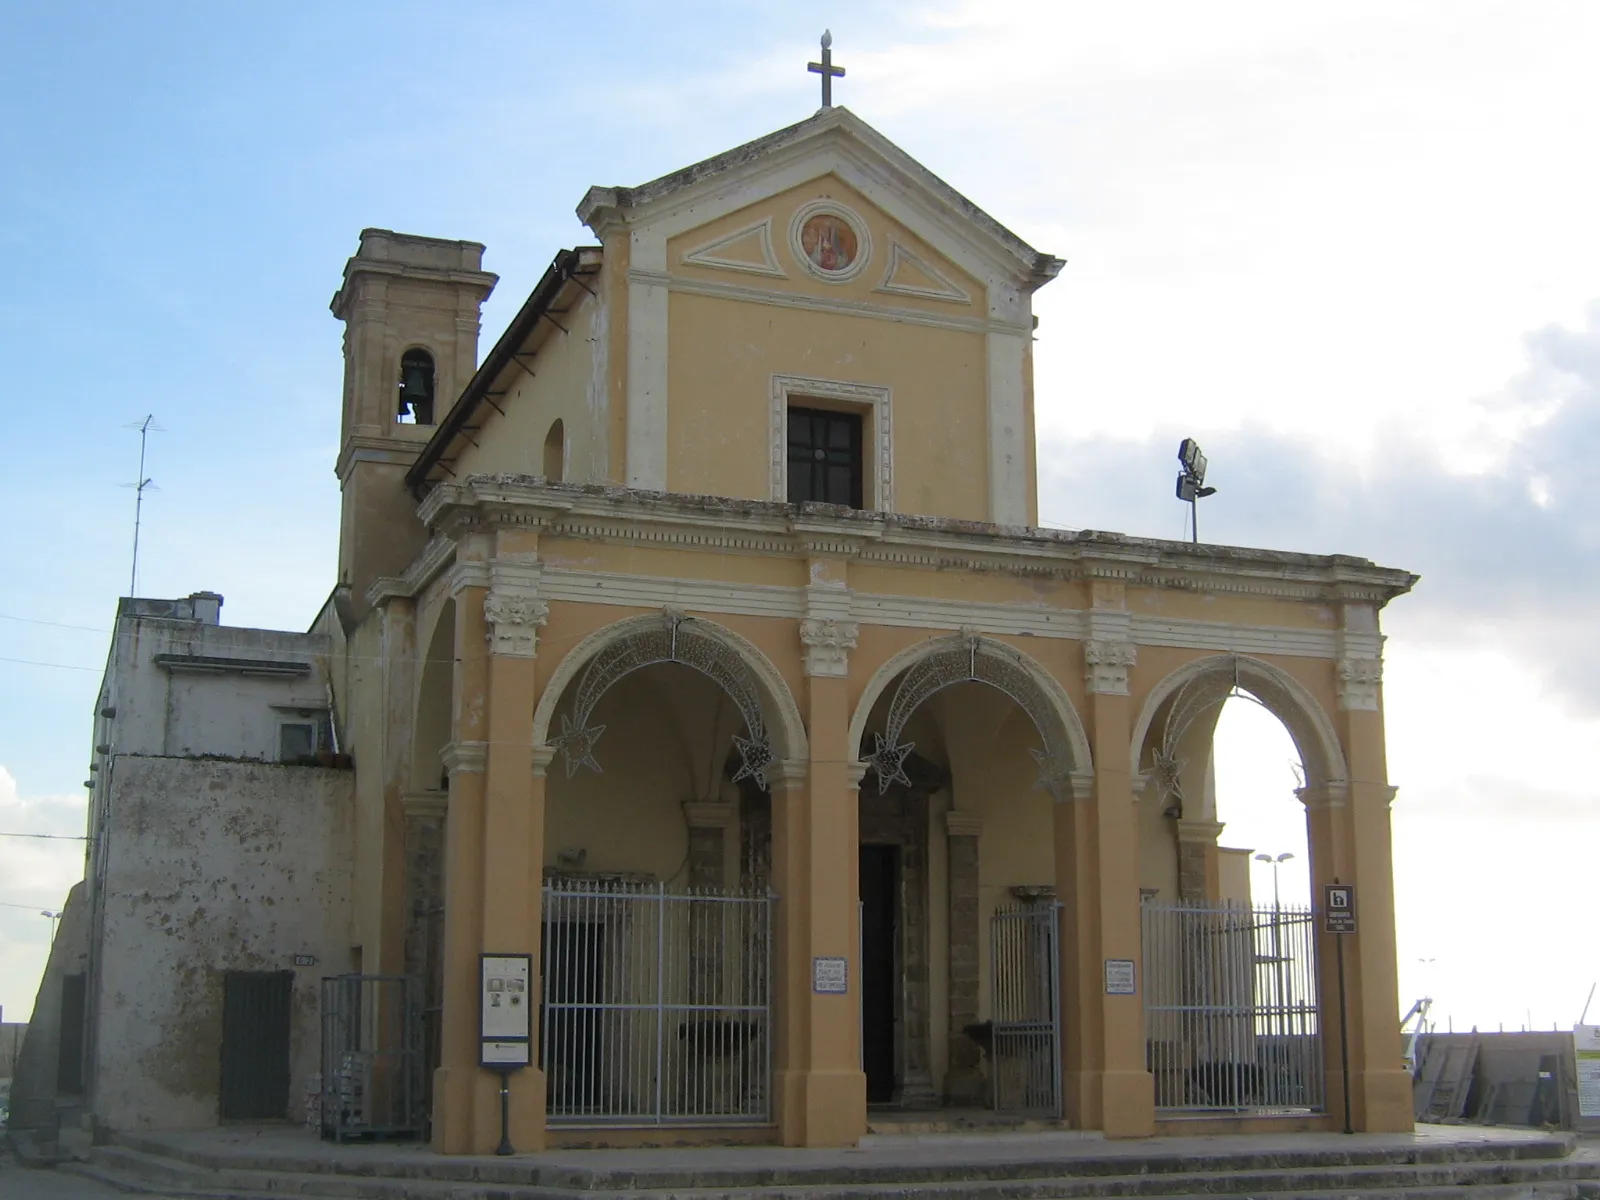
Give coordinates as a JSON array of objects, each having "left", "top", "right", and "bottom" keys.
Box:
[
  {"left": 661, "top": 175, "right": 991, "bottom": 519},
  {"left": 452, "top": 290, "right": 608, "bottom": 484},
  {"left": 665, "top": 292, "right": 987, "bottom": 517}
]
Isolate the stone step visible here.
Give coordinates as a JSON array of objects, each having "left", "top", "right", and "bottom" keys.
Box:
[
  {"left": 106, "top": 1129, "right": 1584, "bottom": 1191},
  {"left": 63, "top": 1140, "right": 1600, "bottom": 1200}
]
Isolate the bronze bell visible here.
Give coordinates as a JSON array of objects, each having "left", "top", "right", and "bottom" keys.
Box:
[{"left": 399, "top": 356, "right": 434, "bottom": 422}]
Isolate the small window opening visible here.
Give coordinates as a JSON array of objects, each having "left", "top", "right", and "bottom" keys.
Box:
[
  {"left": 279, "top": 722, "right": 318, "bottom": 764},
  {"left": 543, "top": 419, "right": 565, "bottom": 482},
  {"left": 398, "top": 349, "right": 435, "bottom": 425},
  {"left": 787, "top": 405, "right": 863, "bottom": 508}
]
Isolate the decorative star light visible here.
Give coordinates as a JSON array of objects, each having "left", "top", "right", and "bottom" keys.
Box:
[
  {"left": 552, "top": 713, "right": 606, "bottom": 778},
  {"left": 867, "top": 732, "right": 915, "bottom": 794},
  {"left": 731, "top": 729, "right": 776, "bottom": 791},
  {"left": 1029, "top": 747, "right": 1070, "bottom": 799},
  {"left": 1150, "top": 746, "right": 1186, "bottom": 802}
]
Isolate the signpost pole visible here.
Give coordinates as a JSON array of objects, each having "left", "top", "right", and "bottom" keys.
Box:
[
  {"left": 1323, "top": 879, "right": 1356, "bottom": 1135},
  {"left": 496, "top": 1067, "right": 514, "bottom": 1156},
  {"left": 1336, "top": 931, "right": 1352, "bottom": 1134}
]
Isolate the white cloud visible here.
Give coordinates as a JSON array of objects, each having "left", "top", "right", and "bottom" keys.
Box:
[{"left": 0, "top": 765, "right": 86, "bottom": 1022}]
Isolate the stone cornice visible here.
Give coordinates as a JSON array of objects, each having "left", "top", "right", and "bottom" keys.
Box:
[
  {"left": 402, "top": 790, "right": 448, "bottom": 819},
  {"left": 417, "top": 476, "right": 1418, "bottom": 606},
  {"left": 441, "top": 740, "right": 488, "bottom": 776}
]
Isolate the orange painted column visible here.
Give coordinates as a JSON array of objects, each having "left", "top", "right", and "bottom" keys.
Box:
[
  {"left": 772, "top": 633, "right": 867, "bottom": 1146},
  {"left": 1334, "top": 644, "right": 1411, "bottom": 1131},
  {"left": 1063, "top": 596, "right": 1154, "bottom": 1136},
  {"left": 431, "top": 570, "right": 489, "bottom": 1153}
]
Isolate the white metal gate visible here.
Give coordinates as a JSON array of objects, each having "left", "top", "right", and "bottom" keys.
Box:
[
  {"left": 1142, "top": 901, "right": 1324, "bottom": 1114},
  {"left": 989, "top": 901, "right": 1062, "bottom": 1116},
  {"left": 542, "top": 880, "right": 773, "bottom": 1126}
]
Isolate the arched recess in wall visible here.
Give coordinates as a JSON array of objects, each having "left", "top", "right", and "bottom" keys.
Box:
[
  {"left": 543, "top": 419, "right": 565, "bottom": 482},
  {"left": 848, "top": 632, "right": 1092, "bottom": 799},
  {"left": 532, "top": 610, "right": 809, "bottom": 788},
  {"left": 412, "top": 598, "right": 456, "bottom": 790}
]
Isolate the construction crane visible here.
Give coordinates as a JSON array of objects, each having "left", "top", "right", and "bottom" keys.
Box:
[{"left": 1400, "top": 996, "right": 1434, "bottom": 1075}]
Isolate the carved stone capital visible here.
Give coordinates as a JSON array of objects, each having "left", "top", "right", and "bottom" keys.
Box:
[
  {"left": 530, "top": 745, "right": 556, "bottom": 778},
  {"left": 1296, "top": 780, "right": 1350, "bottom": 810},
  {"left": 1174, "top": 818, "right": 1225, "bottom": 845},
  {"left": 769, "top": 759, "right": 811, "bottom": 791},
  {"left": 944, "top": 811, "right": 984, "bottom": 839},
  {"left": 682, "top": 800, "right": 736, "bottom": 829},
  {"left": 799, "top": 617, "right": 859, "bottom": 678},
  {"left": 1084, "top": 639, "right": 1137, "bottom": 695},
  {"left": 401, "top": 789, "right": 448, "bottom": 819},
  {"left": 1337, "top": 656, "right": 1383, "bottom": 711},
  {"left": 483, "top": 590, "right": 549, "bottom": 658},
  {"left": 441, "top": 740, "right": 488, "bottom": 776}
]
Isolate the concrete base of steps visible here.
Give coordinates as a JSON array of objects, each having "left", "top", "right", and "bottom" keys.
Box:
[{"left": 55, "top": 1124, "right": 1600, "bottom": 1200}]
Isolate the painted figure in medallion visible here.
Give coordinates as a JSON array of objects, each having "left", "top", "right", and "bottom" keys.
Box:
[{"left": 800, "top": 213, "right": 858, "bottom": 273}]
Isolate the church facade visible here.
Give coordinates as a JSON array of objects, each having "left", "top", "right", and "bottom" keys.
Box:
[{"left": 319, "top": 104, "right": 1417, "bottom": 1153}]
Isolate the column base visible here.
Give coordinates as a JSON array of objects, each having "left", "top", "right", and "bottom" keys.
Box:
[
  {"left": 431, "top": 1064, "right": 547, "bottom": 1155},
  {"left": 1356, "top": 1067, "right": 1416, "bottom": 1133},
  {"left": 1062, "top": 1068, "right": 1154, "bottom": 1137},
  {"left": 943, "top": 1065, "right": 988, "bottom": 1108},
  {"left": 776, "top": 1068, "right": 867, "bottom": 1147}
]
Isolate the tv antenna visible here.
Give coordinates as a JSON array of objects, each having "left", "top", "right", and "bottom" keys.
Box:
[
  {"left": 1175, "top": 437, "right": 1217, "bottom": 543},
  {"left": 123, "top": 415, "right": 162, "bottom": 596}
]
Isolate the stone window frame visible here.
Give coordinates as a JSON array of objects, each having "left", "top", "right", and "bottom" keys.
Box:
[{"left": 770, "top": 374, "right": 894, "bottom": 513}]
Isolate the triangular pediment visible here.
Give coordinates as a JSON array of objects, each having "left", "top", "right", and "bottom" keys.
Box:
[
  {"left": 680, "top": 218, "right": 787, "bottom": 279},
  {"left": 876, "top": 242, "right": 971, "bottom": 304},
  {"left": 578, "top": 107, "right": 1062, "bottom": 293}
]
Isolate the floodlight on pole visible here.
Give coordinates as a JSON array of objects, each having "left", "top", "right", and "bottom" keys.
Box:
[
  {"left": 40, "top": 909, "right": 62, "bottom": 942},
  {"left": 1175, "top": 437, "right": 1217, "bottom": 543}
]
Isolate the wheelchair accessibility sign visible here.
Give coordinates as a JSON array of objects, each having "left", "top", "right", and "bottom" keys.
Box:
[{"left": 1323, "top": 884, "right": 1356, "bottom": 934}]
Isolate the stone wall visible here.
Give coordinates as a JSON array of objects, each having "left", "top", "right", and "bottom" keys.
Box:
[{"left": 90, "top": 757, "right": 353, "bottom": 1132}]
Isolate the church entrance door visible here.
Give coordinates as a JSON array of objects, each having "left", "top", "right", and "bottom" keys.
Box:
[{"left": 859, "top": 843, "right": 899, "bottom": 1103}]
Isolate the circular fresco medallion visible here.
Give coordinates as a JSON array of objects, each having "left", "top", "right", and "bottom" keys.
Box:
[
  {"left": 800, "top": 214, "right": 858, "bottom": 274},
  {"left": 790, "top": 202, "right": 870, "bottom": 282}
]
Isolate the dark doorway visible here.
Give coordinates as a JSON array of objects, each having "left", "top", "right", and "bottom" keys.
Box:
[
  {"left": 56, "top": 973, "right": 86, "bottom": 1095},
  {"left": 859, "top": 844, "right": 898, "bottom": 1103},
  {"left": 220, "top": 970, "right": 292, "bottom": 1119}
]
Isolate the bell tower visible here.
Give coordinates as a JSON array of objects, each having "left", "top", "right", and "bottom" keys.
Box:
[{"left": 331, "top": 229, "right": 497, "bottom": 615}]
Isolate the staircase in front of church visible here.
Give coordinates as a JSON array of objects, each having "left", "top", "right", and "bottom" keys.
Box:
[{"left": 61, "top": 1124, "right": 1600, "bottom": 1200}]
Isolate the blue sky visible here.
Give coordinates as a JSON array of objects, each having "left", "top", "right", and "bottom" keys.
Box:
[{"left": 2, "top": 1, "right": 1597, "bottom": 1033}]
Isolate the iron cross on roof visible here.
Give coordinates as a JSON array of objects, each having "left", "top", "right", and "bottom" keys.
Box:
[{"left": 808, "top": 30, "right": 845, "bottom": 108}]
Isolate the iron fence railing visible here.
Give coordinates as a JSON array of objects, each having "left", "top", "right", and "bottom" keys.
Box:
[
  {"left": 319, "top": 975, "right": 428, "bottom": 1141},
  {"left": 990, "top": 901, "right": 1062, "bottom": 1117},
  {"left": 542, "top": 879, "right": 773, "bottom": 1126},
  {"left": 1143, "top": 901, "right": 1324, "bottom": 1114}
]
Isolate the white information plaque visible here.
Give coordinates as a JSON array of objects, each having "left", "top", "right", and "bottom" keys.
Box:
[
  {"left": 1576, "top": 1026, "right": 1600, "bottom": 1118},
  {"left": 1104, "top": 958, "right": 1136, "bottom": 995},
  {"left": 481, "top": 1040, "right": 532, "bottom": 1067},
  {"left": 813, "top": 956, "right": 848, "bottom": 995},
  {"left": 481, "top": 953, "right": 532, "bottom": 1041}
]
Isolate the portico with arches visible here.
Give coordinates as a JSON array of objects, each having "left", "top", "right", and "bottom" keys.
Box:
[{"left": 318, "top": 89, "right": 1418, "bottom": 1156}]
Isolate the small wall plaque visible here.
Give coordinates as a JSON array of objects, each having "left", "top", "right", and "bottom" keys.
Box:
[
  {"left": 292, "top": 954, "right": 318, "bottom": 967},
  {"left": 1104, "top": 958, "right": 1137, "bottom": 995},
  {"left": 813, "top": 956, "right": 848, "bottom": 994}
]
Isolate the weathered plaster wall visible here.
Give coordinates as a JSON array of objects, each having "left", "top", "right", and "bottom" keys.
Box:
[
  {"left": 92, "top": 758, "right": 353, "bottom": 1131},
  {"left": 101, "top": 618, "right": 331, "bottom": 762}
]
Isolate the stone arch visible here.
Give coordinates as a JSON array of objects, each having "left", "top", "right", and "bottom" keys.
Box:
[
  {"left": 532, "top": 610, "right": 808, "bottom": 788},
  {"left": 848, "top": 633, "right": 1092, "bottom": 800},
  {"left": 411, "top": 595, "right": 456, "bottom": 790},
  {"left": 1129, "top": 653, "right": 1348, "bottom": 798}
]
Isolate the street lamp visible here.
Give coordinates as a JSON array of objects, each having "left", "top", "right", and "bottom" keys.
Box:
[
  {"left": 40, "top": 910, "right": 61, "bottom": 943},
  {"left": 1254, "top": 853, "right": 1295, "bottom": 1039}
]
